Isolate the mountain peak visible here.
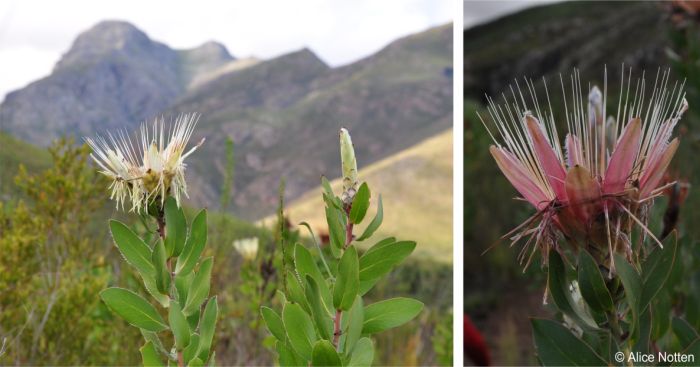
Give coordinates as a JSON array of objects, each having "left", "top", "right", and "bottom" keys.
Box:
[
  {"left": 185, "top": 41, "right": 234, "bottom": 61},
  {"left": 54, "top": 20, "right": 160, "bottom": 71}
]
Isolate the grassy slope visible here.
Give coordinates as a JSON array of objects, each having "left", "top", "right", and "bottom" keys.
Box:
[{"left": 269, "top": 129, "right": 453, "bottom": 263}]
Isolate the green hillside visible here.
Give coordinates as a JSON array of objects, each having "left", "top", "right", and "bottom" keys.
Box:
[
  {"left": 0, "top": 133, "right": 51, "bottom": 200},
  {"left": 266, "top": 129, "right": 453, "bottom": 263}
]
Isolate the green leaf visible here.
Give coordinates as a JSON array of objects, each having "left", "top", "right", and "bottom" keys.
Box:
[
  {"left": 333, "top": 246, "right": 359, "bottom": 311},
  {"left": 634, "top": 307, "right": 652, "bottom": 354},
  {"left": 321, "top": 176, "right": 344, "bottom": 210},
  {"left": 548, "top": 251, "right": 597, "bottom": 329},
  {"left": 169, "top": 300, "right": 190, "bottom": 349},
  {"left": 176, "top": 209, "right": 207, "bottom": 275},
  {"left": 673, "top": 317, "right": 699, "bottom": 349},
  {"left": 295, "top": 244, "right": 332, "bottom": 309},
  {"left": 674, "top": 339, "right": 700, "bottom": 366},
  {"left": 359, "top": 278, "right": 381, "bottom": 296},
  {"left": 140, "top": 341, "right": 163, "bottom": 367},
  {"left": 341, "top": 296, "right": 363, "bottom": 354},
  {"left": 325, "top": 206, "right": 345, "bottom": 259},
  {"left": 164, "top": 196, "right": 187, "bottom": 257},
  {"left": 261, "top": 306, "right": 286, "bottom": 342},
  {"left": 348, "top": 337, "right": 374, "bottom": 367},
  {"left": 196, "top": 297, "right": 218, "bottom": 362},
  {"left": 100, "top": 288, "right": 168, "bottom": 332},
  {"left": 359, "top": 240, "right": 415, "bottom": 281},
  {"left": 614, "top": 253, "right": 642, "bottom": 335},
  {"left": 109, "top": 220, "right": 156, "bottom": 277},
  {"left": 286, "top": 270, "right": 310, "bottom": 313},
  {"left": 141, "top": 330, "right": 168, "bottom": 356},
  {"left": 640, "top": 234, "right": 678, "bottom": 313},
  {"left": 652, "top": 292, "right": 672, "bottom": 341},
  {"left": 142, "top": 274, "right": 170, "bottom": 308},
  {"left": 187, "top": 310, "right": 200, "bottom": 331},
  {"left": 349, "top": 182, "right": 370, "bottom": 224},
  {"left": 175, "top": 272, "right": 194, "bottom": 304},
  {"left": 282, "top": 302, "right": 317, "bottom": 361},
  {"left": 182, "top": 257, "right": 213, "bottom": 316},
  {"left": 277, "top": 340, "right": 305, "bottom": 367},
  {"left": 183, "top": 334, "right": 200, "bottom": 365},
  {"left": 305, "top": 276, "right": 333, "bottom": 340},
  {"left": 577, "top": 249, "right": 614, "bottom": 313},
  {"left": 356, "top": 195, "right": 383, "bottom": 241},
  {"left": 363, "top": 237, "right": 396, "bottom": 255},
  {"left": 152, "top": 239, "right": 170, "bottom": 294},
  {"left": 311, "top": 340, "right": 342, "bottom": 366},
  {"left": 188, "top": 358, "right": 204, "bottom": 367},
  {"left": 531, "top": 318, "right": 606, "bottom": 366},
  {"left": 362, "top": 297, "right": 423, "bottom": 334}
]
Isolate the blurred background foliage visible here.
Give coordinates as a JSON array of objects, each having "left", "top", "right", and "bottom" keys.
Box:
[
  {"left": 0, "top": 136, "right": 452, "bottom": 365},
  {"left": 464, "top": 1, "right": 700, "bottom": 365}
]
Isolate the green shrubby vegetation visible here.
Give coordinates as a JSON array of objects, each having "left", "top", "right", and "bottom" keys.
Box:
[{"left": 0, "top": 131, "right": 450, "bottom": 365}]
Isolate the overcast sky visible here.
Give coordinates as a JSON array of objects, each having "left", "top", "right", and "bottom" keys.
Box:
[{"left": 0, "top": 0, "right": 452, "bottom": 101}]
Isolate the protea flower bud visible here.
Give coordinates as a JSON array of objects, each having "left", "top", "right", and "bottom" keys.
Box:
[{"left": 339, "top": 128, "right": 359, "bottom": 204}]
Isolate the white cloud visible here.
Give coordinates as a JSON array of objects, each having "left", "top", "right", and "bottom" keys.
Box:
[{"left": 0, "top": 0, "right": 453, "bottom": 100}]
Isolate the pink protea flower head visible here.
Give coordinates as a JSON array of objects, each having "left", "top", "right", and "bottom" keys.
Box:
[{"left": 480, "top": 67, "right": 688, "bottom": 273}]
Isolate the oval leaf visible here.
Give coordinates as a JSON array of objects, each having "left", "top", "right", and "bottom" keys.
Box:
[
  {"left": 109, "top": 220, "right": 155, "bottom": 277},
  {"left": 359, "top": 241, "right": 415, "bottom": 281},
  {"left": 152, "top": 239, "right": 170, "bottom": 294},
  {"left": 348, "top": 337, "right": 374, "bottom": 367},
  {"left": 614, "top": 253, "right": 642, "bottom": 335},
  {"left": 176, "top": 209, "right": 207, "bottom": 275},
  {"left": 140, "top": 341, "right": 164, "bottom": 367},
  {"left": 641, "top": 234, "right": 678, "bottom": 313},
  {"left": 356, "top": 195, "right": 383, "bottom": 241},
  {"left": 362, "top": 297, "right": 423, "bottom": 334},
  {"left": 548, "top": 251, "right": 597, "bottom": 329},
  {"left": 311, "top": 340, "right": 342, "bottom": 366},
  {"left": 261, "top": 306, "right": 286, "bottom": 342},
  {"left": 282, "top": 302, "right": 317, "bottom": 361},
  {"left": 164, "top": 196, "right": 187, "bottom": 257},
  {"left": 295, "top": 244, "right": 332, "bottom": 309},
  {"left": 333, "top": 246, "right": 359, "bottom": 311},
  {"left": 305, "top": 276, "right": 333, "bottom": 340},
  {"left": 325, "top": 206, "right": 344, "bottom": 259},
  {"left": 100, "top": 287, "right": 167, "bottom": 332},
  {"left": 169, "top": 300, "right": 190, "bottom": 349},
  {"left": 196, "top": 297, "right": 218, "bottom": 362},
  {"left": 577, "top": 249, "right": 614, "bottom": 313},
  {"left": 349, "top": 182, "right": 370, "bottom": 224},
  {"left": 531, "top": 318, "right": 606, "bottom": 366},
  {"left": 183, "top": 257, "right": 213, "bottom": 316}
]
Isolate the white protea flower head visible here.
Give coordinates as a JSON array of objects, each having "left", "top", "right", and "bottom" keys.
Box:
[
  {"left": 233, "top": 237, "right": 259, "bottom": 261},
  {"left": 480, "top": 67, "right": 688, "bottom": 272},
  {"left": 86, "top": 113, "right": 204, "bottom": 213}
]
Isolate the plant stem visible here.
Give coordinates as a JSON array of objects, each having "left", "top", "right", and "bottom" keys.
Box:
[
  {"left": 344, "top": 206, "right": 353, "bottom": 249},
  {"left": 157, "top": 212, "right": 166, "bottom": 240},
  {"left": 157, "top": 210, "right": 184, "bottom": 367},
  {"left": 333, "top": 309, "right": 342, "bottom": 349}
]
